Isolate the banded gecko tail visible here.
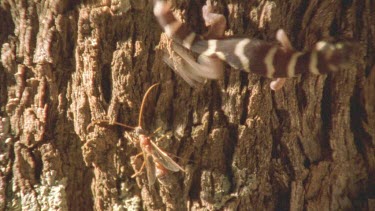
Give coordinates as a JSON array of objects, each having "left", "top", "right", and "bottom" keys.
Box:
[
  {"left": 191, "top": 33, "right": 354, "bottom": 77},
  {"left": 154, "top": 0, "right": 354, "bottom": 89}
]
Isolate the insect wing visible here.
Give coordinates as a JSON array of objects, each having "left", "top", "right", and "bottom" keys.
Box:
[
  {"left": 150, "top": 141, "right": 184, "bottom": 172},
  {"left": 142, "top": 146, "right": 156, "bottom": 187}
]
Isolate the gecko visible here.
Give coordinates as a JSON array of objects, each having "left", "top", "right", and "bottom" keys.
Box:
[{"left": 153, "top": 0, "right": 353, "bottom": 90}]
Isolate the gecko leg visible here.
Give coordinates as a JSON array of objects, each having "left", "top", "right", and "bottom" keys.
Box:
[
  {"left": 270, "top": 78, "right": 287, "bottom": 90},
  {"left": 196, "top": 0, "right": 227, "bottom": 80},
  {"left": 270, "top": 29, "right": 295, "bottom": 91},
  {"left": 202, "top": 0, "right": 226, "bottom": 39}
]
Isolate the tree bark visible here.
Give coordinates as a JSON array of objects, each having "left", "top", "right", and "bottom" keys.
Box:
[{"left": 0, "top": 0, "right": 374, "bottom": 210}]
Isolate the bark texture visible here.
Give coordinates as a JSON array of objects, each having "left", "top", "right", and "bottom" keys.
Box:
[{"left": 0, "top": 0, "right": 374, "bottom": 210}]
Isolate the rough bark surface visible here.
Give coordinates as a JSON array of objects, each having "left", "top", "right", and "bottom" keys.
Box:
[{"left": 0, "top": 0, "right": 374, "bottom": 210}]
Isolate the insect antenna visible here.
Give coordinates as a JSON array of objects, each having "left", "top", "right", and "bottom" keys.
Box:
[
  {"left": 88, "top": 119, "right": 136, "bottom": 130},
  {"left": 138, "top": 83, "right": 160, "bottom": 128}
]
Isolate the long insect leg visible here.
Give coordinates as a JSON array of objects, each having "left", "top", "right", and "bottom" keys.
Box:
[
  {"left": 87, "top": 119, "right": 136, "bottom": 130},
  {"left": 131, "top": 161, "right": 146, "bottom": 178},
  {"left": 133, "top": 152, "right": 143, "bottom": 160}
]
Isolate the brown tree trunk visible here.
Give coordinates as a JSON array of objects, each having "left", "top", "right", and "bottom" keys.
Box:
[{"left": 0, "top": 0, "right": 374, "bottom": 210}]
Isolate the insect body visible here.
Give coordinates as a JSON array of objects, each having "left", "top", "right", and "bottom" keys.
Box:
[
  {"left": 89, "top": 83, "right": 184, "bottom": 187},
  {"left": 131, "top": 126, "right": 184, "bottom": 186},
  {"left": 154, "top": 0, "right": 353, "bottom": 90}
]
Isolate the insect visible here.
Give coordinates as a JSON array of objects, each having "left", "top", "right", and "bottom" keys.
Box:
[
  {"left": 153, "top": 0, "right": 354, "bottom": 90},
  {"left": 89, "top": 83, "right": 184, "bottom": 187}
]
